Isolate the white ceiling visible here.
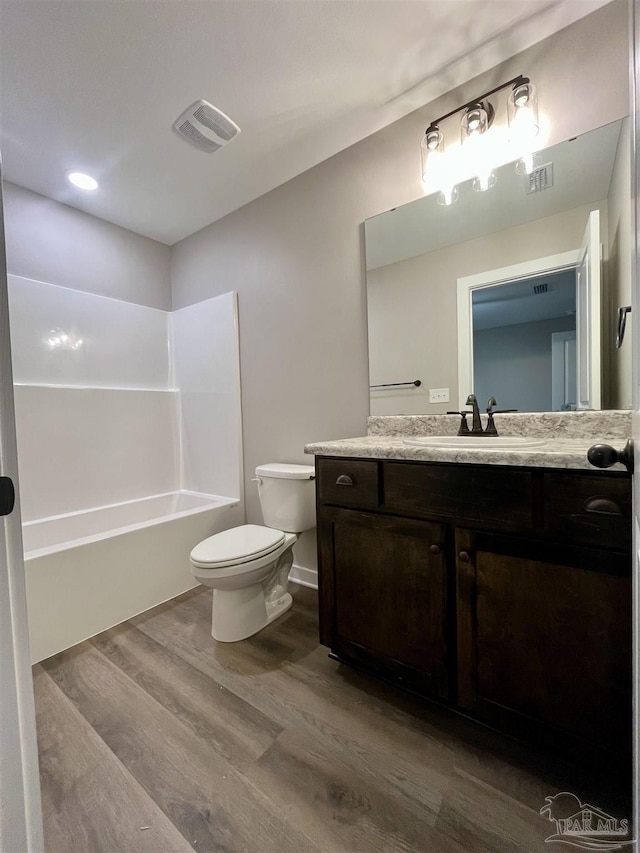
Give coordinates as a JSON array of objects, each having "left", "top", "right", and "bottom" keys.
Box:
[{"left": 0, "top": 0, "right": 612, "bottom": 245}]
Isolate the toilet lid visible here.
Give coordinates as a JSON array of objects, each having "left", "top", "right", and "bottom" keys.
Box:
[{"left": 190, "top": 524, "right": 286, "bottom": 568}]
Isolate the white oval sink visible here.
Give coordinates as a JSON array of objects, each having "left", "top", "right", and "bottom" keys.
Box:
[{"left": 402, "top": 435, "right": 547, "bottom": 449}]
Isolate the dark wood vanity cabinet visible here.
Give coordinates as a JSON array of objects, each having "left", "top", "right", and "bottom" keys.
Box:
[
  {"left": 455, "top": 528, "right": 632, "bottom": 761},
  {"left": 318, "top": 507, "right": 449, "bottom": 699},
  {"left": 316, "top": 456, "right": 632, "bottom": 763}
]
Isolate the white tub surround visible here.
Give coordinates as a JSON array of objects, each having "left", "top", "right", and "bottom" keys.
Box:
[
  {"left": 8, "top": 275, "right": 171, "bottom": 389},
  {"left": 22, "top": 491, "right": 232, "bottom": 556},
  {"left": 171, "top": 294, "right": 243, "bottom": 500},
  {"left": 8, "top": 276, "right": 245, "bottom": 660},
  {"left": 305, "top": 410, "right": 632, "bottom": 471},
  {"left": 8, "top": 277, "right": 243, "bottom": 519},
  {"left": 13, "top": 385, "right": 179, "bottom": 521},
  {"left": 25, "top": 493, "right": 243, "bottom": 663}
]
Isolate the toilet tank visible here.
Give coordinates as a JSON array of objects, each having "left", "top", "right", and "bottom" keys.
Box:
[{"left": 254, "top": 463, "right": 316, "bottom": 533}]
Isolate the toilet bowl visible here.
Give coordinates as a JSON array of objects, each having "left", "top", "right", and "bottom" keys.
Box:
[{"left": 190, "top": 462, "right": 315, "bottom": 642}]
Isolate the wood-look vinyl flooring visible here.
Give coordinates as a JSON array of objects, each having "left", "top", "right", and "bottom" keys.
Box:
[{"left": 34, "top": 585, "right": 632, "bottom": 853}]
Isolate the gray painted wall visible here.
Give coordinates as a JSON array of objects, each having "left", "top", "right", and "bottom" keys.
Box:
[
  {"left": 3, "top": 183, "right": 171, "bottom": 310},
  {"left": 171, "top": 0, "right": 629, "bottom": 571}
]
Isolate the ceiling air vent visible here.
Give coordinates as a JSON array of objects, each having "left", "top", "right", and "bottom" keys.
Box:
[
  {"left": 526, "top": 162, "right": 553, "bottom": 194},
  {"left": 173, "top": 100, "right": 240, "bottom": 153},
  {"left": 533, "top": 282, "right": 548, "bottom": 295}
]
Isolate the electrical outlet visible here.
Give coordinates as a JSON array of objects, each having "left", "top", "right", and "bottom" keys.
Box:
[{"left": 429, "top": 387, "right": 450, "bottom": 404}]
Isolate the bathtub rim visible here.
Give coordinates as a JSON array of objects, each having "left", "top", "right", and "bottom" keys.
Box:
[{"left": 22, "top": 489, "right": 240, "bottom": 561}]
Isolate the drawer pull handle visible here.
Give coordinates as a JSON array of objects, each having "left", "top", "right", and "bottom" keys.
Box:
[
  {"left": 430, "top": 544, "right": 441, "bottom": 555},
  {"left": 335, "top": 474, "right": 355, "bottom": 486},
  {"left": 584, "top": 496, "right": 623, "bottom": 516},
  {"left": 458, "top": 551, "right": 470, "bottom": 563}
]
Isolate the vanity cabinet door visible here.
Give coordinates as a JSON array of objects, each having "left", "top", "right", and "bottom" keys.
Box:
[
  {"left": 318, "top": 506, "right": 450, "bottom": 700},
  {"left": 455, "top": 528, "right": 632, "bottom": 763}
]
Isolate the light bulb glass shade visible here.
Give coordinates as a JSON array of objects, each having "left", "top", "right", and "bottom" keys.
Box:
[
  {"left": 472, "top": 171, "right": 497, "bottom": 192},
  {"left": 507, "top": 82, "right": 539, "bottom": 141},
  {"left": 460, "top": 104, "right": 496, "bottom": 193},
  {"left": 421, "top": 127, "right": 444, "bottom": 181},
  {"left": 461, "top": 104, "right": 489, "bottom": 142},
  {"left": 436, "top": 185, "right": 459, "bottom": 206},
  {"left": 515, "top": 152, "right": 538, "bottom": 175}
]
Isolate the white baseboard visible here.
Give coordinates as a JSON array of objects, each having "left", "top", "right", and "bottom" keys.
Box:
[{"left": 289, "top": 563, "right": 318, "bottom": 590}]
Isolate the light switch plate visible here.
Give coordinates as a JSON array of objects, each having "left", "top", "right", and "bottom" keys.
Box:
[{"left": 429, "top": 387, "right": 450, "bottom": 403}]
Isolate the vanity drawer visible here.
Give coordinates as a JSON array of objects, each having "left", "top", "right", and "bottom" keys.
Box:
[
  {"left": 317, "top": 458, "right": 381, "bottom": 509},
  {"left": 543, "top": 472, "right": 632, "bottom": 550},
  {"left": 383, "top": 461, "right": 534, "bottom": 528}
]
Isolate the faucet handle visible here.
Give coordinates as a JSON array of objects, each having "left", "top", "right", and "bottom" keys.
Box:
[
  {"left": 447, "top": 411, "right": 472, "bottom": 434},
  {"left": 484, "top": 412, "right": 499, "bottom": 436},
  {"left": 484, "top": 397, "right": 499, "bottom": 436}
]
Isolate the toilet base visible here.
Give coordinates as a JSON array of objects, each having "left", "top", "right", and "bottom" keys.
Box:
[
  {"left": 210, "top": 586, "right": 293, "bottom": 643},
  {"left": 265, "top": 590, "right": 293, "bottom": 625}
]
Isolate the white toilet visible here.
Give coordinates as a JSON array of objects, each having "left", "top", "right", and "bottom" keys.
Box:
[{"left": 190, "top": 462, "right": 316, "bottom": 642}]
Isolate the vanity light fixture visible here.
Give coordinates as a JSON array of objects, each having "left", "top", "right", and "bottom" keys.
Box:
[
  {"left": 421, "top": 74, "right": 539, "bottom": 200},
  {"left": 67, "top": 171, "right": 98, "bottom": 191},
  {"left": 508, "top": 80, "right": 539, "bottom": 174},
  {"left": 508, "top": 81, "right": 539, "bottom": 138},
  {"left": 421, "top": 126, "right": 459, "bottom": 205},
  {"left": 460, "top": 103, "right": 497, "bottom": 192},
  {"left": 420, "top": 126, "right": 444, "bottom": 181}
]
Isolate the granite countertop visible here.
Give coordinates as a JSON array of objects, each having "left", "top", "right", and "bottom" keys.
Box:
[
  {"left": 304, "top": 411, "right": 632, "bottom": 472},
  {"left": 303, "top": 435, "right": 622, "bottom": 470}
]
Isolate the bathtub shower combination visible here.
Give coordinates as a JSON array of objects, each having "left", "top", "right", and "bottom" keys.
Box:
[
  {"left": 8, "top": 276, "right": 244, "bottom": 663},
  {"left": 23, "top": 492, "right": 241, "bottom": 663}
]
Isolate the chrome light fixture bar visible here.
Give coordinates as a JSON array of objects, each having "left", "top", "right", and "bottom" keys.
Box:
[{"left": 421, "top": 74, "right": 539, "bottom": 204}]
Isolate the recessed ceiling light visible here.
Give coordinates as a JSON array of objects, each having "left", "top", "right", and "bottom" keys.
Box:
[{"left": 67, "top": 171, "right": 98, "bottom": 191}]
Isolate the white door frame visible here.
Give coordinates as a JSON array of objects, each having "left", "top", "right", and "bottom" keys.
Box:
[
  {"left": 456, "top": 249, "right": 580, "bottom": 410},
  {"left": 0, "top": 173, "right": 44, "bottom": 848},
  {"left": 576, "top": 210, "right": 602, "bottom": 410},
  {"left": 551, "top": 329, "right": 576, "bottom": 411},
  {"left": 630, "top": 0, "right": 640, "bottom": 840}
]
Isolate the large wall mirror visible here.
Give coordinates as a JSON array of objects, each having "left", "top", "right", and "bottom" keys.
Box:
[{"left": 365, "top": 117, "right": 632, "bottom": 416}]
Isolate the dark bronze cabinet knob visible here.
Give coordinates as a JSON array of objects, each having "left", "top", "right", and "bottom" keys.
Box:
[
  {"left": 430, "top": 544, "right": 441, "bottom": 555},
  {"left": 587, "top": 439, "right": 634, "bottom": 473},
  {"left": 335, "top": 474, "right": 354, "bottom": 486},
  {"left": 458, "top": 551, "right": 470, "bottom": 563}
]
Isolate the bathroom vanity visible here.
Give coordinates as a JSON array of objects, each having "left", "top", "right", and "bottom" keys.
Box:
[{"left": 306, "top": 414, "right": 633, "bottom": 768}]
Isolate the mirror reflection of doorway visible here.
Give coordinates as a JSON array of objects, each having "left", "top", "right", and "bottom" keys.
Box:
[
  {"left": 458, "top": 209, "right": 601, "bottom": 412},
  {"left": 472, "top": 269, "right": 577, "bottom": 412}
]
